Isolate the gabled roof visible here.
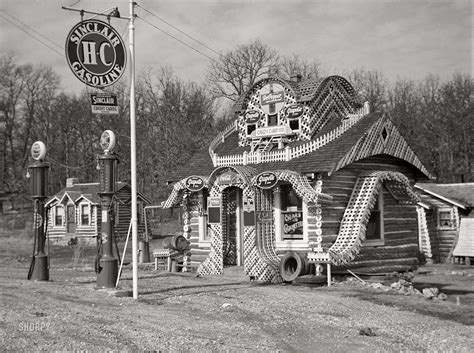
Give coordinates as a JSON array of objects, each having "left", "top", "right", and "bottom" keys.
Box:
[
  {"left": 170, "top": 112, "right": 431, "bottom": 181},
  {"left": 46, "top": 182, "right": 151, "bottom": 205},
  {"left": 415, "top": 183, "right": 474, "bottom": 209},
  {"left": 231, "top": 75, "right": 361, "bottom": 115}
]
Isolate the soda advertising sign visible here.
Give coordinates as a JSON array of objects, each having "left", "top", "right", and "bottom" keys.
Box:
[
  {"left": 185, "top": 176, "right": 205, "bottom": 192},
  {"left": 285, "top": 104, "right": 304, "bottom": 119},
  {"left": 218, "top": 171, "right": 241, "bottom": 185},
  {"left": 65, "top": 19, "right": 126, "bottom": 88},
  {"left": 91, "top": 93, "right": 118, "bottom": 115},
  {"left": 255, "top": 172, "right": 278, "bottom": 189},
  {"left": 259, "top": 83, "right": 285, "bottom": 115},
  {"left": 244, "top": 110, "right": 261, "bottom": 124}
]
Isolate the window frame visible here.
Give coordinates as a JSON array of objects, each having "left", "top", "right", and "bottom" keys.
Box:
[
  {"left": 365, "top": 191, "right": 385, "bottom": 246},
  {"left": 54, "top": 205, "right": 64, "bottom": 227},
  {"left": 274, "top": 184, "right": 309, "bottom": 249},
  {"left": 437, "top": 207, "right": 455, "bottom": 230},
  {"left": 80, "top": 203, "right": 90, "bottom": 226}
]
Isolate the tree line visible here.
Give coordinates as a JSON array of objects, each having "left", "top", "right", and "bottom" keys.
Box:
[{"left": 1, "top": 41, "right": 472, "bottom": 206}]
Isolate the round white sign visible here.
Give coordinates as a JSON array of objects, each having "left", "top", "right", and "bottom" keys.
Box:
[
  {"left": 31, "top": 141, "right": 47, "bottom": 161},
  {"left": 65, "top": 19, "right": 127, "bottom": 88},
  {"left": 100, "top": 130, "right": 116, "bottom": 151}
]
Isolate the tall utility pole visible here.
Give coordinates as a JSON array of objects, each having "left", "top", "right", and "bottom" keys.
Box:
[
  {"left": 129, "top": 0, "right": 139, "bottom": 300},
  {"left": 62, "top": 1, "right": 140, "bottom": 299}
]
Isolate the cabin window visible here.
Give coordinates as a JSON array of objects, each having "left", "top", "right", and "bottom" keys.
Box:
[
  {"left": 55, "top": 206, "right": 64, "bottom": 226},
  {"left": 280, "top": 184, "right": 303, "bottom": 240},
  {"left": 267, "top": 114, "right": 278, "bottom": 126},
  {"left": 438, "top": 208, "right": 454, "bottom": 229},
  {"left": 81, "top": 204, "right": 90, "bottom": 225},
  {"left": 246, "top": 124, "right": 256, "bottom": 136},
  {"left": 365, "top": 191, "right": 384, "bottom": 245}
]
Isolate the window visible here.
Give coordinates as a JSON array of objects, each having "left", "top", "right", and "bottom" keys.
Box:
[
  {"left": 438, "top": 208, "right": 454, "bottom": 229},
  {"left": 366, "top": 191, "right": 384, "bottom": 245},
  {"left": 288, "top": 118, "right": 300, "bottom": 132},
  {"left": 246, "top": 124, "right": 256, "bottom": 136},
  {"left": 267, "top": 114, "right": 278, "bottom": 126},
  {"left": 81, "top": 204, "right": 90, "bottom": 225},
  {"left": 55, "top": 206, "right": 64, "bottom": 226},
  {"left": 280, "top": 184, "right": 303, "bottom": 240}
]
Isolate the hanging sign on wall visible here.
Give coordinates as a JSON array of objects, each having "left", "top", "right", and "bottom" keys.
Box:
[
  {"left": 243, "top": 194, "right": 255, "bottom": 226},
  {"left": 207, "top": 197, "right": 221, "bottom": 224},
  {"left": 185, "top": 176, "right": 205, "bottom": 192},
  {"left": 255, "top": 172, "right": 278, "bottom": 189},
  {"left": 65, "top": 19, "right": 127, "bottom": 88}
]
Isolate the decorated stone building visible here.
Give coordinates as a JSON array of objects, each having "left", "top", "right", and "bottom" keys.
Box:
[{"left": 162, "top": 75, "right": 432, "bottom": 282}]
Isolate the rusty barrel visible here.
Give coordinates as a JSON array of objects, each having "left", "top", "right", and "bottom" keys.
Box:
[{"left": 162, "top": 234, "right": 190, "bottom": 251}]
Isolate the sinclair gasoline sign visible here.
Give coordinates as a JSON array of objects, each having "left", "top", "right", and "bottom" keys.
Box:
[{"left": 65, "top": 19, "right": 126, "bottom": 88}]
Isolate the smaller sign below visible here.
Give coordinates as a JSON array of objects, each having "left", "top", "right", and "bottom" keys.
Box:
[
  {"left": 91, "top": 93, "right": 119, "bottom": 115},
  {"left": 253, "top": 125, "right": 293, "bottom": 138}
]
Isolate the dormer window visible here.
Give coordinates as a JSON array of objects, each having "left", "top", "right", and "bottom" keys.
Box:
[
  {"left": 288, "top": 118, "right": 300, "bottom": 132},
  {"left": 267, "top": 114, "right": 278, "bottom": 126},
  {"left": 246, "top": 123, "right": 256, "bottom": 136}
]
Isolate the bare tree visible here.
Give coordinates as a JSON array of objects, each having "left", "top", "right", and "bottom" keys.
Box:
[
  {"left": 277, "top": 54, "right": 323, "bottom": 80},
  {"left": 347, "top": 68, "right": 388, "bottom": 112},
  {"left": 207, "top": 39, "right": 279, "bottom": 102}
]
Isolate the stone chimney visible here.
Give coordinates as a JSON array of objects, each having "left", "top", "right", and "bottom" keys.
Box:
[
  {"left": 290, "top": 73, "right": 302, "bottom": 83},
  {"left": 66, "top": 178, "right": 79, "bottom": 187}
]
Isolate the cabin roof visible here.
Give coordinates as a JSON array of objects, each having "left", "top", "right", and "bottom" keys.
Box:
[
  {"left": 169, "top": 111, "right": 431, "bottom": 181},
  {"left": 46, "top": 182, "right": 151, "bottom": 205},
  {"left": 415, "top": 183, "right": 474, "bottom": 209}
]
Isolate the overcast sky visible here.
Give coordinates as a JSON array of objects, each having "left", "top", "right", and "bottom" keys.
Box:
[{"left": 0, "top": 0, "right": 472, "bottom": 94}]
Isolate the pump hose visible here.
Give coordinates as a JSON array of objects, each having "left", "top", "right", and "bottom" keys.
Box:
[
  {"left": 27, "top": 201, "right": 39, "bottom": 280},
  {"left": 95, "top": 234, "right": 103, "bottom": 274}
]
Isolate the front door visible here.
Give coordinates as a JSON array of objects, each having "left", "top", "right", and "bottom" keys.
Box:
[
  {"left": 66, "top": 204, "right": 76, "bottom": 234},
  {"left": 223, "top": 187, "right": 243, "bottom": 266}
]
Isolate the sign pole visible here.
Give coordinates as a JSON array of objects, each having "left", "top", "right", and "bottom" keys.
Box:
[{"left": 129, "top": 0, "right": 138, "bottom": 300}]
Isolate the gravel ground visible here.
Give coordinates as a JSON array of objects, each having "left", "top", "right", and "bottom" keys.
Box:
[
  {"left": 1, "top": 261, "right": 473, "bottom": 352},
  {"left": 1, "top": 238, "right": 473, "bottom": 351}
]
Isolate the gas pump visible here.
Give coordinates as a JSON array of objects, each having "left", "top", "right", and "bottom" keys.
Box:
[
  {"left": 96, "top": 130, "right": 119, "bottom": 288},
  {"left": 27, "top": 141, "right": 50, "bottom": 281}
]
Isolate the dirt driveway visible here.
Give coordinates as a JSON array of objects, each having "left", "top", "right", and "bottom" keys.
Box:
[{"left": 1, "top": 239, "right": 473, "bottom": 351}]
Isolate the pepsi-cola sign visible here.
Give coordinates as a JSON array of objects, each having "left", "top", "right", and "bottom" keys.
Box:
[
  {"left": 185, "top": 176, "right": 205, "bottom": 192},
  {"left": 255, "top": 172, "right": 278, "bottom": 189},
  {"left": 285, "top": 104, "right": 304, "bottom": 119},
  {"left": 65, "top": 19, "right": 126, "bottom": 88},
  {"left": 244, "top": 110, "right": 261, "bottom": 124}
]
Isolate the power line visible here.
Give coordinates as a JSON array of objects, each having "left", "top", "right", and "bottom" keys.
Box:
[
  {"left": 137, "top": 15, "right": 216, "bottom": 61},
  {"left": 137, "top": 4, "right": 220, "bottom": 57},
  {"left": 0, "top": 9, "right": 63, "bottom": 51},
  {"left": 0, "top": 12, "right": 64, "bottom": 57}
]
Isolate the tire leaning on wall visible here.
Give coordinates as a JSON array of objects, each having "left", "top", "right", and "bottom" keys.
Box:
[{"left": 279, "top": 251, "right": 310, "bottom": 282}]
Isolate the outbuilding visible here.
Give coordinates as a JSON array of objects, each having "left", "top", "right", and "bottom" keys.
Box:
[
  {"left": 46, "top": 178, "right": 151, "bottom": 243},
  {"left": 162, "top": 75, "right": 432, "bottom": 282},
  {"left": 415, "top": 183, "right": 474, "bottom": 265}
]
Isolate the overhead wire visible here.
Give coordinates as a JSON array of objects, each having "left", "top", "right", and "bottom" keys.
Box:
[
  {"left": 0, "top": 11, "right": 64, "bottom": 57},
  {"left": 137, "top": 15, "right": 216, "bottom": 61},
  {"left": 137, "top": 4, "right": 220, "bottom": 57}
]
